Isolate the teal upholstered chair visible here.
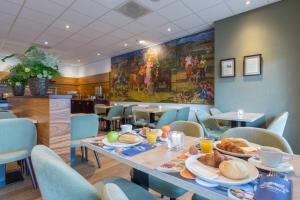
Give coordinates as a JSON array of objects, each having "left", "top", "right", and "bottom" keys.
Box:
[
  {"left": 267, "top": 112, "right": 289, "bottom": 137},
  {"left": 94, "top": 104, "right": 106, "bottom": 115},
  {"left": 101, "top": 105, "right": 124, "bottom": 130},
  {"left": 209, "top": 107, "right": 230, "bottom": 127},
  {"left": 195, "top": 111, "right": 228, "bottom": 140},
  {"left": 176, "top": 107, "right": 190, "bottom": 121},
  {"left": 31, "top": 145, "right": 156, "bottom": 200},
  {"left": 0, "top": 118, "right": 37, "bottom": 188},
  {"left": 71, "top": 114, "right": 100, "bottom": 167},
  {"left": 149, "top": 109, "right": 177, "bottom": 129},
  {"left": 170, "top": 121, "right": 204, "bottom": 138},
  {"left": 132, "top": 107, "right": 150, "bottom": 127},
  {"left": 221, "top": 127, "right": 293, "bottom": 154},
  {"left": 0, "top": 111, "right": 17, "bottom": 119},
  {"left": 123, "top": 104, "right": 138, "bottom": 124}
]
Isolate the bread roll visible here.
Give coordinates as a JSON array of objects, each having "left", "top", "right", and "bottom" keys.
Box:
[
  {"left": 221, "top": 138, "right": 249, "bottom": 147},
  {"left": 219, "top": 160, "right": 249, "bottom": 180},
  {"left": 118, "top": 133, "right": 141, "bottom": 144}
]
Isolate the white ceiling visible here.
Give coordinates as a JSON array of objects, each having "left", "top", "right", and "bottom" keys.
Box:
[{"left": 0, "top": 0, "right": 280, "bottom": 68}]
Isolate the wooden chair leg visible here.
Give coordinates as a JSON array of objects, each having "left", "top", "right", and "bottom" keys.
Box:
[
  {"left": 84, "top": 147, "right": 88, "bottom": 161},
  {"left": 26, "top": 157, "right": 37, "bottom": 189},
  {"left": 93, "top": 151, "right": 101, "bottom": 168}
]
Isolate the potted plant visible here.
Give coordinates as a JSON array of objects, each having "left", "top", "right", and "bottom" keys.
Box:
[
  {"left": 1, "top": 46, "right": 61, "bottom": 96},
  {"left": 4, "top": 64, "right": 27, "bottom": 96}
]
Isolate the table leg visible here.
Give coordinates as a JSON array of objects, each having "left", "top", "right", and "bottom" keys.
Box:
[
  {"left": 149, "top": 113, "right": 155, "bottom": 123},
  {"left": 231, "top": 121, "right": 238, "bottom": 128},
  {"left": 131, "top": 168, "right": 149, "bottom": 191},
  {"left": 240, "top": 122, "right": 247, "bottom": 127},
  {"left": 0, "top": 164, "right": 5, "bottom": 187}
]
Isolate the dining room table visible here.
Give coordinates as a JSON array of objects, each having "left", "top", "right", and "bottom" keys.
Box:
[
  {"left": 133, "top": 106, "right": 173, "bottom": 123},
  {"left": 81, "top": 135, "right": 300, "bottom": 200},
  {"left": 210, "top": 112, "right": 264, "bottom": 127}
]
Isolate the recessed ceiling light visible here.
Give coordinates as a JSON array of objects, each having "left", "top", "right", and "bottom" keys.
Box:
[
  {"left": 246, "top": 0, "right": 251, "bottom": 5},
  {"left": 124, "top": 43, "right": 128, "bottom": 47},
  {"left": 44, "top": 41, "right": 48, "bottom": 45},
  {"left": 97, "top": 53, "right": 101, "bottom": 56},
  {"left": 167, "top": 28, "right": 171, "bottom": 32},
  {"left": 139, "top": 40, "right": 146, "bottom": 44},
  {"left": 77, "top": 59, "right": 81, "bottom": 62},
  {"left": 65, "top": 24, "right": 70, "bottom": 29}
]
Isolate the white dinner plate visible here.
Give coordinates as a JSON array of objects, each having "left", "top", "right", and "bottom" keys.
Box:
[
  {"left": 214, "top": 141, "right": 259, "bottom": 158},
  {"left": 248, "top": 156, "right": 294, "bottom": 173},
  {"left": 102, "top": 135, "right": 144, "bottom": 148},
  {"left": 185, "top": 154, "right": 259, "bottom": 186}
]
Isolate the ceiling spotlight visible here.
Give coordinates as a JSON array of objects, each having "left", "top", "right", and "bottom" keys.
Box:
[
  {"left": 245, "top": 0, "right": 251, "bottom": 5},
  {"left": 167, "top": 28, "right": 171, "bottom": 32},
  {"left": 77, "top": 59, "right": 81, "bottom": 62},
  {"left": 97, "top": 53, "right": 101, "bottom": 56},
  {"left": 124, "top": 43, "right": 128, "bottom": 47},
  {"left": 139, "top": 40, "right": 146, "bottom": 44},
  {"left": 44, "top": 41, "right": 48, "bottom": 45},
  {"left": 65, "top": 24, "right": 70, "bottom": 29}
]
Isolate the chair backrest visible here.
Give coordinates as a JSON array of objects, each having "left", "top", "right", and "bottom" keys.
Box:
[
  {"left": 155, "top": 109, "right": 177, "bottom": 129},
  {"left": 195, "top": 111, "right": 220, "bottom": 132},
  {"left": 0, "top": 111, "right": 17, "bottom": 119},
  {"left": 0, "top": 118, "right": 37, "bottom": 153},
  {"left": 170, "top": 121, "right": 204, "bottom": 138},
  {"left": 71, "top": 114, "right": 99, "bottom": 141},
  {"left": 210, "top": 108, "right": 222, "bottom": 116},
  {"left": 31, "top": 145, "right": 100, "bottom": 200},
  {"left": 176, "top": 107, "right": 190, "bottom": 121},
  {"left": 221, "top": 127, "right": 293, "bottom": 154},
  {"left": 124, "top": 104, "right": 138, "bottom": 118},
  {"left": 107, "top": 105, "right": 124, "bottom": 120},
  {"left": 267, "top": 112, "right": 289, "bottom": 137},
  {"left": 94, "top": 104, "right": 106, "bottom": 115}
]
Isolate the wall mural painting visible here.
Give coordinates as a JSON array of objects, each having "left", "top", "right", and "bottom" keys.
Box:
[{"left": 110, "top": 29, "right": 214, "bottom": 104}]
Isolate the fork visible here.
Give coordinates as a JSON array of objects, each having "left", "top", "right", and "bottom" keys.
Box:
[{"left": 267, "top": 170, "right": 278, "bottom": 176}]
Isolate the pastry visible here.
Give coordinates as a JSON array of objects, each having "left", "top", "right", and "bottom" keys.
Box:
[
  {"left": 198, "top": 150, "right": 228, "bottom": 168},
  {"left": 219, "top": 160, "right": 249, "bottom": 180},
  {"left": 217, "top": 139, "right": 246, "bottom": 154},
  {"left": 221, "top": 138, "right": 249, "bottom": 147},
  {"left": 189, "top": 145, "right": 198, "bottom": 155},
  {"left": 118, "top": 133, "right": 141, "bottom": 144}
]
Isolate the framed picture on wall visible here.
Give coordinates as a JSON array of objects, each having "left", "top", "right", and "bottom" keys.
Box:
[
  {"left": 243, "top": 54, "right": 262, "bottom": 76},
  {"left": 220, "top": 58, "right": 235, "bottom": 78}
]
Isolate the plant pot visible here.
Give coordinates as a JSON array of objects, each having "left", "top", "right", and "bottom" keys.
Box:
[
  {"left": 12, "top": 84, "right": 25, "bottom": 96},
  {"left": 28, "top": 78, "right": 49, "bottom": 96}
]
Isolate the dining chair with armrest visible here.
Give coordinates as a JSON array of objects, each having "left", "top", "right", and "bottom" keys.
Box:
[
  {"left": 71, "top": 114, "right": 100, "bottom": 167},
  {"left": 149, "top": 109, "right": 177, "bottom": 129},
  {"left": 209, "top": 107, "right": 230, "bottom": 127},
  {"left": 267, "top": 112, "right": 289, "bottom": 137},
  {"left": 123, "top": 104, "right": 138, "bottom": 124},
  {"left": 220, "top": 127, "right": 293, "bottom": 154},
  {"left": 170, "top": 121, "right": 204, "bottom": 138},
  {"left": 0, "top": 111, "right": 17, "bottom": 119},
  {"left": 101, "top": 105, "right": 124, "bottom": 130},
  {"left": 195, "top": 111, "right": 228, "bottom": 140},
  {"left": 0, "top": 118, "right": 37, "bottom": 188},
  {"left": 31, "top": 145, "right": 156, "bottom": 200},
  {"left": 176, "top": 107, "right": 190, "bottom": 121}
]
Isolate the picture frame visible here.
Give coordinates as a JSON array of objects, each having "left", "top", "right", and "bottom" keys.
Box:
[
  {"left": 243, "top": 54, "right": 262, "bottom": 76},
  {"left": 220, "top": 58, "right": 235, "bottom": 78}
]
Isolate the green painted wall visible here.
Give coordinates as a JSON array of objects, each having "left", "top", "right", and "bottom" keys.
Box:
[{"left": 215, "top": 0, "right": 300, "bottom": 153}]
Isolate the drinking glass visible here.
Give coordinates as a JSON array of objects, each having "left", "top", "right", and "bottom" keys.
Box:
[
  {"left": 200, "top": 138, "right": 213, "bottom": 153},
  {"left": 146, "top": 132, "right": 158, "bottom": 145}
]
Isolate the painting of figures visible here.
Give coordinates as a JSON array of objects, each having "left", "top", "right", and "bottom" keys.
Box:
[{"left": 110, "top": 29, "right": 214, "bottom": 104}]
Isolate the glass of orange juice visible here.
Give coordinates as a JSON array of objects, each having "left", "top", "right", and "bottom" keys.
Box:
[
  {"left": 200, "top": 138, "right": 213, "bottom": 153},
  {"left": 146, "top": 132, "right": 158, "bottom": 145}
]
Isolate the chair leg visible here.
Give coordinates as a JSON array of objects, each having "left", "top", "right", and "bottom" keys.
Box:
[
  {"left": 84, "top": 147, "right": 88, "bottom": 161},
  {"left": 0, "top": 164, "right": 6, "bottom": 187},
  {"left": 93, "top": 151, "right": 101, "bottom": 168},
  {"left": 161, "top": 194, "right": 164, "bottom": 198},
  {"left": 70, "top": 147, "right": 76, "bottom": 166},
  {"left": 80, "top": 147, "right": 84, "bottom": 161},
  {"left": 25, "top": 158, "right": 37, "bottom": 189},
  {"left": 20, "top": 160, "right": 26, "bottom": 175},
  {"left": 170, "top": 198, "right": 176, "bottom": 200}
]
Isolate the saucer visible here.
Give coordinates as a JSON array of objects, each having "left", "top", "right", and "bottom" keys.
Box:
[{"left": 248, "top": 156, "right": 294, "bottom": 173}]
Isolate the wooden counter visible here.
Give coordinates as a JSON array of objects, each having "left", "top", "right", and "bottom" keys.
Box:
[{"left": 8, "top": 95, "right": 72, "bottom": 162}]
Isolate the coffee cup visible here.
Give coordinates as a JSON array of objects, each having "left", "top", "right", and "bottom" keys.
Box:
[
  {"left": 120, "top": 124, "right": 132, "bottom": 133},
  {"left": 258, "top": 146, "right": 293, "bottom": 168}
]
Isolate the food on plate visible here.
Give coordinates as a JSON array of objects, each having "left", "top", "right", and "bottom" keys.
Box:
[
  {"left": 161, "top": 125, "right": 170, "bottom": 138},
  {"left": 160, "top": 162, "right": 185, "bottom": 171},
  {"left": 189, "top": 145, "right": 198, "bottom": 155},
  {"left": 177, "top": 154, "right": 189, "bottom": 161},
  {"left": 217, "top": 141, "right": 244, "bottom": 154},
  {"left": 198, "top": 150, "right": 228, "bottom": 168},
  {"left": 107, "top": 131, "right": 119, "bottom": 143},
  {"left": 141, "top": 127, "right": 150, "bottom": 136},
  {"left": 240, "top": 147, "right": 258, "bottom": 155},
  {"left": 219, "top": 160, "right": 249, "bottom": 180},
  {"left": 118, "top": 133, "right": 141, "bottom": 144},
  {"left": 180, "top": 168, "right": 196, "bottom": 180},
  {"left": 221, "top": 138, "right": 249, "bottom": 147}
]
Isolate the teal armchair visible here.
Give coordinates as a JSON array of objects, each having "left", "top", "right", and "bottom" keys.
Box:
[
  {"left": 0, "top": 111, "right": 17, "bottom": 119},
  {"left": 149, "top": 109, "right": 177, "bottom": 129},
  {"left": 267, "top": 112, "right": 289, "bottom": 137},
  {"left": 176, "top": 107, "right": 190, "bottom": 121},
  {"left": 170, "top": 121, "right": 204, "bottom": 138},
  {"left": 0, "top": 118, "right": 37, "bottom": 188},
  {"left": 123, "top": 104, "right": 138, "bottom": 124},
  {"left": 71, "top": 114, "right": 100, "bottom": 167},
  {"left": 31, "top": 145, "right": 156, "bottom": 200},
  {"left": 101, "top": 105, "right": 124, "bottom": 130}
]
